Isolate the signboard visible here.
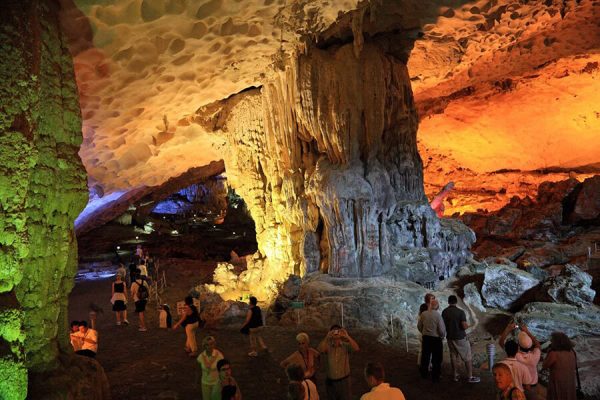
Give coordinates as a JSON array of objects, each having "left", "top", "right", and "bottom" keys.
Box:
[{"left": 290, "top": 301, "right": 305, "bottom": 309}]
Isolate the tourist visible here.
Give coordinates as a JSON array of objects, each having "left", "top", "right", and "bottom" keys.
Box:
[
  {"left": 110, "top": 273, "right": 129, "bottom": 326},
  {"left": 135, "top": 244, "right": 144, "bottom": 261},
  {"left": 441, "top": 295, "right": 480, "bottom": 383},
  {"left": 74, "top": 321, "right": 98, "bottom": 358},
  {"left": 494, "top": 363, "right": 526, "bottom": 400},
  {"left": 498, "top": 339, "right": 533, "bottom": 392},
  {"left": 417, "top": 293, "right": 435, "bottom": 366},
  {"left": 240, "top": 296, "right": 268, "bottom": 356},
  {"left": 213, "top": 359, "right": 242, "bottom": 400},
  {"left": 417, "top": 298, "right": 446, "bottom": 382},
  {"left": 172, "top": 296, "right": 200, "bottom": 356},
  {"left": 360, "top": 362, "right": 405, "bottom": 400},
  {"left": 116, "top": 262, "right": 127, "bottom": 281},
  {"left": 287, "top": 382, "right": 306, "bottom": 400},
  {"left": 197, "top": 336, "right": 224, "bottom": 400},
  {"left": 137, "top": 258, "right": 148, "bottom": 278},
  {"left": 318, "top": 325, "right": 360, "bottom": 400},
  {"left": 542, "top": 331, "right": 577, "bottom": 400},
  {"left": 280, "top": 332, "right": 320, "bottom": 381},
  {"left": 130, "top": 273, "right": 149, "bottom": 331},
  {"left": 286, "top": 363, "right": 319, "bottom": 400},
  {"left": 500, "top": 322, "right": 541, "bottom": 400},
  {"left": 69, "top": 320, "right": 82, "bottom": 352}
]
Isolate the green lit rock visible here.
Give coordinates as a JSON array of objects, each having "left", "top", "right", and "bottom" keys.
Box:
[{"left": 0, "top": 1, "right": 88, "bottom": 398}]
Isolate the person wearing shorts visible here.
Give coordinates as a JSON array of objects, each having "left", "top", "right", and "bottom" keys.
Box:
[
  {"left": 442, "top": 295, "right": 480, "bottom": 383},
  {"left": 131, "top": 274, "right": 148, "bottom": 331}
]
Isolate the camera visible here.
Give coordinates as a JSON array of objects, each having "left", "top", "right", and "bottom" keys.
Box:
[{"left": 332, "top": 329, "right": 340, "bottom": 335}]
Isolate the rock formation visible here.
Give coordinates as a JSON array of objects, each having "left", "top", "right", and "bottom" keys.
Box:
[
  {"left": 192, "top": 35, "right": 473, "bottom": 300},
  {"left": 0, "top": 1, "right": 88, "bottom": 397}
]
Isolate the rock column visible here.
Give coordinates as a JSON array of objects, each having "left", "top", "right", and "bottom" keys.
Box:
[{"left": 0, "top": 1, "right": 87, "bottom": 398}]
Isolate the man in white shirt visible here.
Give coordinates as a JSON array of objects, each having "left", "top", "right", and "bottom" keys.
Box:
[
  {"left": 500, "top": 322, "right": 541, "bottom": 400},
  {"left": 74, "top": 321, "right": 98, "bottom": 358},
  {"left": 360, "top": 362, "right": 405, "bottom": 400},
  {"left": 498, "top": 340, "right": 533, "bottom": 392}
]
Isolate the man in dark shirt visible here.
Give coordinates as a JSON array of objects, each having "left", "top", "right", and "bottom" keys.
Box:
[{"left": 442, "top": 295, "right": 480, "bottom": 383}]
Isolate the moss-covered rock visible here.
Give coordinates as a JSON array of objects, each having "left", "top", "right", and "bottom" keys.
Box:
[{"left": 0, "top": 1, "right": 88, "bottom": 398}]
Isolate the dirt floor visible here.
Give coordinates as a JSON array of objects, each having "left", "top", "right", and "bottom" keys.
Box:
[{"left": 67, "top": 259, "right": 512, "bottom": 400}]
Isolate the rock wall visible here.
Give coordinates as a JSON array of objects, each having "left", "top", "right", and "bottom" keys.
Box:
[
  {"left": 0, "top": 1, "right": 88, "bottom": 398},
  {"left": 195, "top": 37, "right": 473, "bottom": 300}
]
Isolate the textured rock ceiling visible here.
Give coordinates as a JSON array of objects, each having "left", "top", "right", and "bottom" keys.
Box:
[{"left": 59, "top": 0, "right": 600, "bottom": 195}]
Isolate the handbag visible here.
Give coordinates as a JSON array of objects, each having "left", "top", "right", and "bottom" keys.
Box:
[{"left": 574, "top": 350, "right": 584, "bottom": 399}]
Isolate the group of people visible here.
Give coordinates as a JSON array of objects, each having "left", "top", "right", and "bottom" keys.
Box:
[
  {"left": 417, "top": 294, "right": 480, "bottom": 384},
  {"left": 417, "top": 292, "right": 581, "bottom": 400},
  {"left": 495, "top": 321, "right": 580, "bottom": 400}
]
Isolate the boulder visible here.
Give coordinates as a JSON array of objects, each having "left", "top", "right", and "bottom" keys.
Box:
[
  {"left": 463, "top": 283, "right": 486, "bottom": 312},
  {"left": 481, "top": 264, "right": 540, "bottom": 310},
  {"left": 515, "top": 302, "right": 600, "bottom": 341},
  {"left": 539, "top": 264, "right": 596, "bottom": 306},
  {"left": 565, "top": 175, "right": 600, "bottom": 224}
]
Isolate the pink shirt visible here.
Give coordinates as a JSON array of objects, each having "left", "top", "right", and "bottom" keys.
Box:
[{"left": 516, "top": 347, "right": 541, "bottom": 384}]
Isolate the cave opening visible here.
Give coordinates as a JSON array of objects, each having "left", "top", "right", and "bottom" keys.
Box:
[{"left": 77, "top": 175, "right": 258, "bottom": 277}]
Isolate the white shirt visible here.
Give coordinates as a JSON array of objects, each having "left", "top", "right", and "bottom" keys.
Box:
[
  {"left": 499, "top": 358, "right": 533, "bottom": 390},
  {"left": 516, "top": 347, "right": 541, "bottom": 384},
  {"left": 360, "top": 383, "right": 406, "bottom": 400},
  {"left": 76, "top": 329, "right": 98, "bottom": 353},
  {"left": 137, "top": 264, "right": 148, "bottom": 277},
  {"left": 131, "top": 279, "right": 148, "bottom": 302}
]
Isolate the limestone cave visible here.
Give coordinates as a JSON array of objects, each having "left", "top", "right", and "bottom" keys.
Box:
[{"left": 1, "top": 0, "right": 599, "bottom": 399}]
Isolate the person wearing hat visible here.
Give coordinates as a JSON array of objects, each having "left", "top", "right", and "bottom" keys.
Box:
[
  {"left": 281, "top": 332, "right": 321, "bottom": 382},
  {"left": 500, "top": 321, "right": 540, "bottom": 399}
]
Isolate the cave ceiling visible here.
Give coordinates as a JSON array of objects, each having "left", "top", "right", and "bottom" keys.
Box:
[{"left": 60, "top": 0, "right": 600, "bottom": 202}]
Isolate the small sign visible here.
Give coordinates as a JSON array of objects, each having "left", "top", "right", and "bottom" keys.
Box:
[{"left": 290, "top": 301, "right": 305, "bottom": 309}]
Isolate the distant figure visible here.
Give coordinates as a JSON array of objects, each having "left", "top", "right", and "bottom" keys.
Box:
[
  {"left": 500, "top": 322, "right": 541, "bottom": 400},
  {"left": 116, "top": 263, "right": 127, "bottom": 282},
  {"left": 418, "top": 299, "right": 446, "bottom": 382},
  {"left": 69, "top": 320, "right": 82, "bottom": 352},
  {"left": 135, "top": 244, "right": 144, "bottom": 260},
  {"left": 494, "top": 363, "right": 526, "bottom": 400},
  {"left": 213, "top": 359, "right": 242, "bottom": 400},
  {"left": 280, "top": 332, "right": 320, "bottom": 381},
  {"left": 130, "top": 273, "right": 149, "bottom": 331},
  {"left": 286, "top": 363, "right": 319, "bottom": 400},
  {"left": 197, "top": 336, "right": 224, "bottom": 400},
  {"left": 172, "top": 296, "right": 200, "bottom": 356},
  {"left": 360, "top": 362, "right": 405, "bottom": 400},
  {"left": 542, "top": 332, "right": 577, "bottom": 400},
  {"left": 442, "top": 295, "right": 479, "bottom": 383},
  {"left": 111, "top": 274, "right": 129, "bottom": 326},
  {"left": 318, "top": 325, "right": 360, "bottom": 400},
  {"left": 74, "top": 321, "right": 98, "bottom": 358},
  {"left": 137, "top": 258, "right": 148, "bottom": 278},
  {"left": 240, "top": 296, "right": 267, "bottom": 356}
]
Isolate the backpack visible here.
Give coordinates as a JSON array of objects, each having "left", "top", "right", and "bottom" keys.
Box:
[{"left": 137, "top": 280, "right": 149, "bottom": 301}]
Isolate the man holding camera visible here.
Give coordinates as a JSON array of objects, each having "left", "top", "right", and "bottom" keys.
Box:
[
  {"left": 500, "top": 321, "right": 541, "bottom": 400},
  {"left": 318, "top": 325, "right": 360, "bottom": 400}
]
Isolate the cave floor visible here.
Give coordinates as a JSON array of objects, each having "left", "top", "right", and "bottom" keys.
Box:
[{"left": 69, "top": 259, "right": 541, "bottom": 400}]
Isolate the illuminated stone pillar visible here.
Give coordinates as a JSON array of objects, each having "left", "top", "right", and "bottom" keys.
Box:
[{"left": 0, "top": 1, "right": 87, "bottom": 397}]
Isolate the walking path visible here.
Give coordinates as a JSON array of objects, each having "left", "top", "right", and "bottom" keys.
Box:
[{"left": 69, "top": 261, "right": 499, "bottom": 400}]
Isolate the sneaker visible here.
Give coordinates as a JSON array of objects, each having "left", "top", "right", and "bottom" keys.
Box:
[
  {"left": 453, "top": 375, "right": 460, "bottom": 382},
  {"left": 468, "top": 376, "right": 481, "bottom": 383},
  {"left": 123, "top": 320, "right": 129, "bottom": 325},
  {"left": 248, "top": 351, "right": 258, "bottom": 357},
  {"left": 116, "top": 321, "right": 121, "bottom": 326},
  {"left": 138, "top": 327, "right": 147, "bottom": 332}
]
